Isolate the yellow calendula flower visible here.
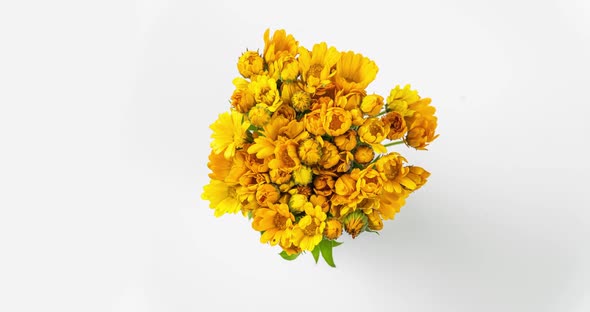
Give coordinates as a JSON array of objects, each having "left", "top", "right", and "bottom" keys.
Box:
[
  {"left": 291, "top": 91, "right": 312, "bottom": 112},
  {"left": 269, "top": 138, "right": 301, "bottom": 173},
  {"left": 319, "top": 141, "right": 340, "bottom": 169},
  {"left": 202, "top": 180, "right": 242, "bottom": 217},
  {"left": 353, "top": 145, "right": 375, "bottom": 164},
  {"left": 313, "top": 174, "right": 335, "bottom": 197},
  {"left": 382, "top": 111, "right": 407, "bottom": 140},
  {"left": 206, "top": 151, "right": 231, "bottom": 181},
  {"left": 342, "top": 210, "right": 368, "bottom": 239},
  {"left": 210, "top": 110, "right": 250, "bottom": 159},
  {"left": 403, "top": 166, "right": 431, "bottom": 191},
  {"left": 357, "top": 117, "right": 389, "bottom": 154},
  {"left": 237, "top": 51, "right": 264, "bottom": 78},
  {"left": 405, "top": 98, "right": 439, "bottom": 150},
  {"left": 377, "top": 189, "right": 409, "bottom": 220},
  {"left": 248, "top": 75, "right": 282, "bottom": 112},
  {"left": 334, "top": 51, "right": 378, "bottom": 93},
  {"left": 324, "top": 219, "right": 343, "bottom": 240},
  {"left": 386, "top": 84, "right": 420, "bottom": 116},
  {"left": 334, "top": 130, "right": 358, "bottom": 151},
  {"left": 288, "top": 193, "right": 308, "bottom": 213},
  {"left": 292, "top": 203, "right": 327, "bottom": 251},
  {"left": 360, "top": 94, "right": 384, "bottom": 116},
  {"left": 298, "top": 42, "right": 341, "bottom": 93},
  {"left": 303, "top": 109, "right": 326, "bottom": 136},
  {"left": 323, "top": 107, "right": 352, "bottom": 137},
  {"left": 231, "top": 78, "right": 256, "bottom": 113},
  {"left": 248, "top": 103, "right": 272, "bottom": 127},
  {"left": 273, "top": 103, "right": 297, "bottom": 121},
  {"left": 293, "top": 165, "right": 313, "bottom": 185},
  {"left": 255, "top": 183, "right": 281, "bottom": 207},
  {"left": 355, "top": 166, "right": 383, "bottom": 199},
  {"left": 374, "top": 152, "right": 410, "bottom": 193},
  {"left": 297, "top": 138, "right": 322, "bottom": 166},
  {"left": 263, "top": 29, "right": 299, "bottom": 63},
  {"left": 252, "top": 203, "right": 295, "bottom": 246}
]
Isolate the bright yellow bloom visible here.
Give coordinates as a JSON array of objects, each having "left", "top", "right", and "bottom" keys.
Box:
[
  {"left": 292, "top": 203, "right": 327, "bottom": 251},
  {"left": 293, "top": 165, "right": 313, "bottom": 185},
  {"left": 357, "top": 117, "right": 388, "bottom": 154},
  {"left": 353, "top": 145, "right": 374, "bottom": 164},
  {"left": 403, "top": 166, "right": 430, "bottom": 191},
  {"left": 313, "top": 174, "right": 335, "bottom": 196},
  {"left": 252, "top": 203, "right": 295, "bottom": 246},
  {"left": 237, "top": 51, "right": 264, "bottom": 78},
  {"left": 374, "top": 152, "right": 410, "bottom": 193},
  {"left": 334, "top": 170, "right": 357, "bottom": 197},
  {"left": 230, "top": 78, "right": 256, "bottom": 113},
  {"left": 255, "top": 183, "right": 281, "bottom": 207},
  {"left": 323, "top": 107, "right": 352, "bottom": 137},
  {"left": 248, "top": 75, "right": 282, "bottom": 112},
  {"left": 303, "top": 109, "right": 326, "bottom": 136},
  {"left": 377, "top": 189, "right": 409, "bottom": 220},
  {"left": 269, "top": 168, "right": 292, "bottom": 185},
  {"left": 334, "top": 51, "right": 378, "bottom": 93},
  {"left": 342, "top": 210, "right": 367, "bottom": 239},
  {"left": 360, "top": 94, "right": 384, "bottom": 116},
  {"left": 206, "top": 151, "right": 231, "bottom": 181},
  {"left": 324, "top": 219, "right": 343, "bottom": 240},
  {"left": 319, "top": 141, "right": 340, "bottom": 169},
  {"left": 263, "top": 29, "right": 298, "bottom": 63},
  {"left": 202, "top": 180, "right": 241, "bottom": 217},
  {"left": 386, "top": 84, "right": 420, "bottom": 116},
  {"left": 247, "top": 116, "right": 290, "bottom": 158},
  {"left": 210, "top": 111, "right": 250, "bottom": 159},
  {"left": 298, "top": 138, "right": 322, "bottom": 165},
  {"left": 298, "top": 42, "right": 340, "bottom": 93},
  {"left": 405, "top": 98, "right": 439, "bottom": 150},
  {"left": 268, "top": 55, "right": 299, "bottom": 81},
  {"left": 382, "top": 111, "right": 407, "bottom": 140},
  {"left": 291, "top": 91, "right": 312, "bottom": 112},
  {"left": 269, "top": 138, "right": 301, "bottom": 173},
  {"left": 272, "top": 103, "right": 297, "bottom": 121},
  {"left": 288, "top": 193, "right": 308, "bottom": 213},
  {"left": 355, "top": 166, "right": 383, "bottom": 199},
  {"left": 248, "top": 104, "right": 272, "bottom": 127},
  {"left": 334, "top": 130, "right": 357, "bottom": 151}
]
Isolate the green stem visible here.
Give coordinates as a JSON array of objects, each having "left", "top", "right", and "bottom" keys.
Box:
[{"left": 383, "top": 140, "right": 405, "bottom": 147}]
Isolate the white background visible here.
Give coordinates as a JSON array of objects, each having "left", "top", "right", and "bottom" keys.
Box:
[{"left": 1, "top": 0, "right": 589, "bottom": 311}]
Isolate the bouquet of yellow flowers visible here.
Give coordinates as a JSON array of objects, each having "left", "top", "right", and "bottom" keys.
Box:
[{"left": 202, "top": 29, "right": 438, "bottom": 267}]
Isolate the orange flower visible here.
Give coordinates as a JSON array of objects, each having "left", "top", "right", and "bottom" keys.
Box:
[
  {"left": 334, "top": 130, "right": 358, "bottom": 151},
  {"left": 357, "top": 117, "right": 389, "bottom": 154},
  {"left": 252, "top": 203, "right": 295, "bottom": 246},
  {"left": 323, "top": 107, "right": 352, "bottom": 137},
  {"left": 382, "top": 111, "right": 407, "bottom": 140}
]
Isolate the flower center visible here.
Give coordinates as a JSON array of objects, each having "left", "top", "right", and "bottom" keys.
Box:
[
  {"left": 309, "top": 64, "right": 323, "bottom": 78},
  {"left": 274, "top": 213, "right": 287, "bottom": 230},
  {"left": 303, "top": 222, "right": 317, "bottom": 236}
]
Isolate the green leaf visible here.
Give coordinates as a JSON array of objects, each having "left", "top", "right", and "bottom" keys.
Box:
[
  {"left": 279, "top": 251, "right": 300, "bottom": 261},
  {"left": 331, "top": 240, "right": 344, "bottom": 247},
  {"left": 319, "top": 239, "right": 337, "bottom": 268},
  {"left": 311, "top": 245, "right": 320, "bottom": 263}
]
